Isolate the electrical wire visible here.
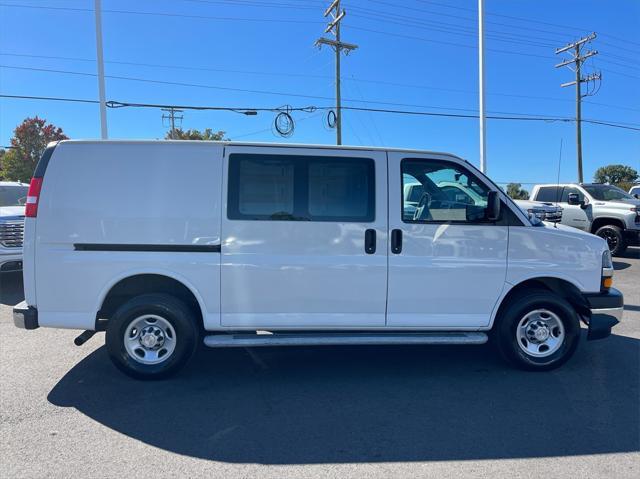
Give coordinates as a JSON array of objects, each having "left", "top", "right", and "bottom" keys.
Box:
[
  {"left": 2, "top": 94, "right": 638, "bottom": 131},
  {"left": 3, "top": 52, "right": 639, "bottom": 113},
  {"left": 0, "top": 3, "right": 324, "bottom": 24}
]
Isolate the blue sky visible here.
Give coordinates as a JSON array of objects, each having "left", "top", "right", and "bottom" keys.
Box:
[{"left": 1, "top": 0, "right": 639, "bottom": 189}]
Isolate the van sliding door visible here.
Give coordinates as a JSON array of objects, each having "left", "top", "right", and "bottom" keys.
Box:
[{"left": 220, "top": 146, "right": 388, "bottom": 328}]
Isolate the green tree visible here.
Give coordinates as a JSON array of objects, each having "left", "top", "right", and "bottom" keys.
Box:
[
  {"left": 0, "top": 117, "right": 68, "bottom": 181},
  {"left": 0, "top": 148, "right": 5, "bottom": 180},
  {"left": 506, "top": 182, "right": 529, "bottom": 200},
  {"left": 593, "top": 164, "right": 638, "bottom": 189},
  {"left": 166, "top": 128, "right": 228, "bottom": 141}
]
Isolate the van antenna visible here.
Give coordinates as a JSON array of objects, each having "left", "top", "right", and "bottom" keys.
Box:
[{"left": 554, "top": 138, "right": 563, "bottom": 228}]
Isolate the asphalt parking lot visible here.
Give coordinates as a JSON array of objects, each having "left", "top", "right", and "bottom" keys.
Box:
[{"left": 1, "top": 250, "right": 639, "bottom": 478}]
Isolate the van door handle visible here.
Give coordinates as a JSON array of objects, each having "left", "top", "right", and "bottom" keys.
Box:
[
  {"left": 391, "top": 229, "right": 403, "bottom": 254},
  {"left": 364, "top": 229, "right": 376, "bottom": 254}
]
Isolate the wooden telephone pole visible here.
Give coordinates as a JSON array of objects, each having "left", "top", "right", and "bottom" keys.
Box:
[
  {"left": 555, "top": 33, "right": 601, "bottom": 183},
  {"left": 315, "top": 0, "right": 358, "bottom": 145}
]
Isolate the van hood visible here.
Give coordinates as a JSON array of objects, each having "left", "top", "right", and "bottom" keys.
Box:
[
  {"left": 0, "top": 206, "right": 25, "bottom": 218},
  {"left": 541, "top": 219, "right": 596, "bottom": 236}
]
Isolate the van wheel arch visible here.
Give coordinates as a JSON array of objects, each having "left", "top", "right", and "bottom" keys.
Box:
[
  {"left": 97, "top": 274, "right": 203, "bottom": 331},
  {"left": 494, "top": 278, "right": 589, "bottom": 329}
]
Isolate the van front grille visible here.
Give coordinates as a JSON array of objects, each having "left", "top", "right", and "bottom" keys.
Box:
[{"left": 0, "top": 219, "right": 25, "bottom": 248}]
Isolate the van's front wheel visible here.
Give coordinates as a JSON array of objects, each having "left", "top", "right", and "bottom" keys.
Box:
[
  {"left": 495, "top": 289, "right": 580, "bottom": 371},
  {"left": 106, "top": 293, "right": 199, "bottom": 380}
]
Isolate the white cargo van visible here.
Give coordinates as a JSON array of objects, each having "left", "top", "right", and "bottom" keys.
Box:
[{"left": 13, "top": 141, "right": 623, "bottom": 379}]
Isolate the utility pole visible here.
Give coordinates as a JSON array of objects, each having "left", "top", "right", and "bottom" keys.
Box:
[
  {"left": 315, "top": 0, "right": 358, "bottom": 145},
  {"left": 555, "top": 33, "right": 601, "bottom": 183},
  {"left": 162, "top": 108, "right": 183, "bottom": 139},
  {"left": 478, "top": 0, "right": 486, "bottom": 173},
  {"left": 94, "top": 0, "right": 108, "bottom": 139}
]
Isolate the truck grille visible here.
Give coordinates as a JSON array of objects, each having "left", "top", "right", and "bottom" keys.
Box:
[
  {"left": 544, "top": 210, "right": 563, "bottom": 223},
  {"left": 0, "top": 219, "right": 25, "bottom": 248}
]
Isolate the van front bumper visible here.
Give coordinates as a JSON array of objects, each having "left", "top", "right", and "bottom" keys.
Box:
[
  {"left": 584, "top": 288, "right": 624, "bottom": 340},
  {"left": 13, "top": 301, "right": 39, "bottom": 330}
]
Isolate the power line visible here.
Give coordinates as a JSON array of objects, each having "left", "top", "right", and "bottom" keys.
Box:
[
  {"left": 3, "top": 2, "right": 637, "bottom": 78},
  {"left": 3, "top": 51, "right": 639, "bottom": 113},
  {"left": 2, "top": 93, "right": 638, "bottom": 131},
  {"left": 3, "top": 1, "right": 637, "bottom": 60},
  {"left": 414, "top": 0, "right": 640, "bottom": 50},
  {"left": 4, "top": 65, "right": 640, "bottom": 124},
  {"left": 0, "top": 3, "right": 324, "bottom": 24}
]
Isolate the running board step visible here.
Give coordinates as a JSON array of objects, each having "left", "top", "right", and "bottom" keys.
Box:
[{"left": 203, "top": 332, "right": 488, "bottom": 348}]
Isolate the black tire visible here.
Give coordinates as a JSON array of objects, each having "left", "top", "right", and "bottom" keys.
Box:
[
  {"left": 106, "top": 293, "right": 199, "bottom": 380},
  {"left": 594, "top": 224, "right": 627, "bottom": 256},
  {"left": 494, "top": 289, "right": 580, "bottom": 371}
]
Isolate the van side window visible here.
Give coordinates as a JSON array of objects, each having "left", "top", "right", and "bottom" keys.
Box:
[
  {"left": 401, "top": 159, "right": 491, "bottom": 223},
  {"left": 535, "top": 186, "right": 562, "bottom": 202},
  {"left": 234, "top": 156, "right": 295, "bottom": 218},
  {"left": 228, "top": 154, "right": 375, "bottom": 222}
]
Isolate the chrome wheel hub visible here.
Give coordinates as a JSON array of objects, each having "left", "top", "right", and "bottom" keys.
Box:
[
  {"left": 139, "top": 326, "right": 164, "bottom": 349},
  {"left": 517, "top": 309, "right": 565, "bottom": 358},
  {"left": 124, "top": 314, "right": 177, "bottom": 365}
]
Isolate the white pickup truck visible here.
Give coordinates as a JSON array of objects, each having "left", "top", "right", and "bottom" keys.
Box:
[
  {"left": 0, "top": 181, "right": 28, "bottom": 272},
  {"left": 530, "top": 183, "right": 640, "bottom": 255}
]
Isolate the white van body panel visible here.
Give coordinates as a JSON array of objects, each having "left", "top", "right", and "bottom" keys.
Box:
[
  {"left": 506, "top": 223, "right": 604, "bottom": 293},
  {"left": 23, "top": 140, "right": 610, "bottom": 333},
  {"left": 33, "top": 141, "right": 223, "bottom": 329}
]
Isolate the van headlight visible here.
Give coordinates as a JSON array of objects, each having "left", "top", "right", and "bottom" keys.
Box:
[{"left": 601, "top": 250, "right": 614, "bottom": 290}]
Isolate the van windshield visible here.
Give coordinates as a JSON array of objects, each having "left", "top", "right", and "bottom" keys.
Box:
[
  {"left": 583, "top": 185, "right": 633, "bottom": 201},
  {"left": 0, "top": 185, "right": 28, "bottom": 207}
]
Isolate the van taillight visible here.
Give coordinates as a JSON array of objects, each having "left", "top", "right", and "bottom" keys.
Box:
[{"left": 25, "top": 177, "right": 43, "bottom": 217}]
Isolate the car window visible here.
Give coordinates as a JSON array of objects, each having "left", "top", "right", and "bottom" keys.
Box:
[
  {"left": 401, "top": 159, "right": 490, "bottom": 223},
  {"left": 228, "top": 154, "right": 375, "bottom": 222},
  {"left": 0, "top": 185, "right": 28, "bottom": 207},
  {"left": 440, "top": 185, "right": 475, "bottom": 204},
  {"left": 560, "top": 187, "right": 584, "bottom": 203},
  {"left": 583, "top": 184, "right": 634, "bottom": 201},
  {"left": 535, "top": 186, "right": 561, "bottom": 202}
]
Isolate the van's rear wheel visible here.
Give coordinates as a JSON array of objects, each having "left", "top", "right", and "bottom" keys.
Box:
[
  {"left": 495, "top": 289, "right": 580, "bottom": 371},
  {"left": 106, "top": 293, "right": 198, "bottom": 380}
]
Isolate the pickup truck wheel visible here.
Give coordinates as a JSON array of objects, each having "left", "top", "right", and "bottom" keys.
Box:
[
  {"left": 594, "top": 224, "right": 627, "bottom": 256},
  {"left": 106, "top": 293, "right": 198, "bottom": 380},
  {"left": 495, "top": 289, "right": 580, "bottom": 371}
]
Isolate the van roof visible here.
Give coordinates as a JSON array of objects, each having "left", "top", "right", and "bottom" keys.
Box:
[{"left": 53, "top": 139, "right": 465, "bottom": 161}]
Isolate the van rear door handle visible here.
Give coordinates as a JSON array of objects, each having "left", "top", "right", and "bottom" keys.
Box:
[
  {"left": 391, "top": 229, "right": 403, "bottom": 254},
  {"left": 364, "top": 229, "right": 376, "bottom": 254}
]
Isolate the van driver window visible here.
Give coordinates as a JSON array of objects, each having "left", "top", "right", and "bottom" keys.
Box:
[{"left": 402, "top": 159, "right": 491, "bottom": 223}]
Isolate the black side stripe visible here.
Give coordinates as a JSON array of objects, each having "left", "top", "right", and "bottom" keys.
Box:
[{"left": 74, "top": 244, "right": 221, "bottom": 253}]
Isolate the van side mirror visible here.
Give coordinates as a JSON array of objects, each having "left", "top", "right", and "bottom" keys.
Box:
[
  {"left": 567, "top": 193, "right": 581, "bottom": 206},
  {"left": 486, "top": 191, "right": 501, "bottom": 221}
]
